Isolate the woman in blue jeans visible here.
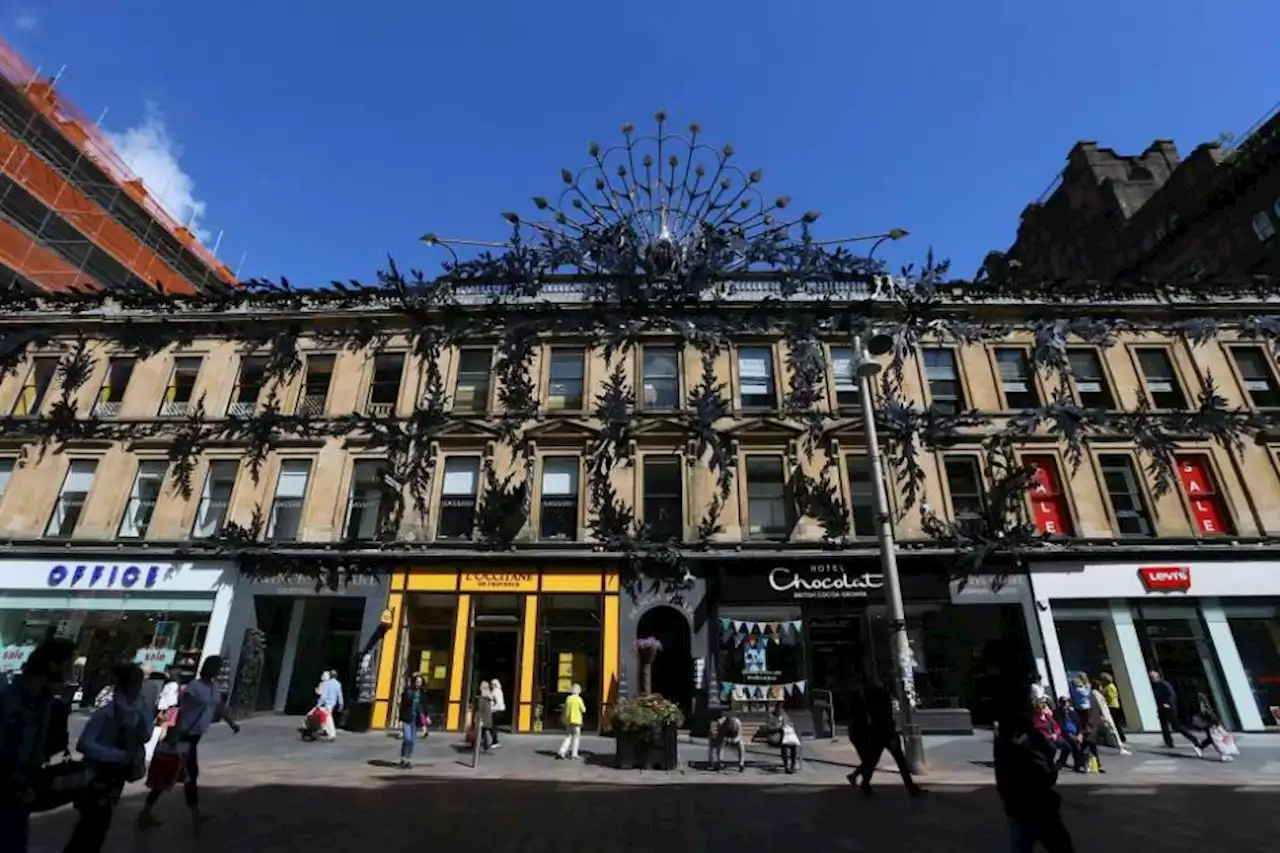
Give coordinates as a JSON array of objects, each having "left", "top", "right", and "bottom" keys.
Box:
[{"left": 398, "top": 675, "right": 427, "bottom": 769}]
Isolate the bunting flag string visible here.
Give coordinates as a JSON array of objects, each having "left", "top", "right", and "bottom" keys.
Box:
[
  {"left": 718, "top": 618, "right": 805, "bottom": 638},
  {"left": 720, "top": 679, "right": 809, "bottom": 700}
]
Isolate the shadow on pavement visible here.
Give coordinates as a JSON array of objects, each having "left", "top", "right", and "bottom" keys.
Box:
[{"left": 26, "top": 777, "right": 1272, "bottom": 853}]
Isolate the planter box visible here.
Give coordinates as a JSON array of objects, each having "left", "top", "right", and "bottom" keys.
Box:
[{"left": 614, "top": 722, "right": 680, "bottom": 770}]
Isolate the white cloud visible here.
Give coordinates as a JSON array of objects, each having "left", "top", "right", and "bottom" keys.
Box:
[
  {"left": 106, "top": 103, "right": 212, "bottom": 243},
  {"left": 13, "top": 11, "right": 39, "bottom": 33}
]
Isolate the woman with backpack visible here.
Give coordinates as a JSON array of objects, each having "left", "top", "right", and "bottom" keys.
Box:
[{"left": 63, "top": 663, "right": 152, "bottom": 853}]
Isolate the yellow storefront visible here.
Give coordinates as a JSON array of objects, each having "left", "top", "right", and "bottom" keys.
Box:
[{"left": 372, "top": 566, "right": 620, "bottom": 733}]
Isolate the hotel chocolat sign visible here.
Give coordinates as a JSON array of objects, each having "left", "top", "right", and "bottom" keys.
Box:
[{"left": 720, "top": 560, "right": 885, "bottom": 603}]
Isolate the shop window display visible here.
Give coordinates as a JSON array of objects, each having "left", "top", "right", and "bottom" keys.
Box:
[
  {"left": 537, "top": 595, "right": 602, "bottom": 732},
  {"left": 0, "top": 609, "right": 207, "bottom": 703},
  {"left": 401, "top": 594, "right": 458, "bottom": 719},
  {"left": 1225, "top": 602, "right": 1280, "bottom": 727},
  {"left": 717, "top": 612, "right": 808, "bottom": 715}
]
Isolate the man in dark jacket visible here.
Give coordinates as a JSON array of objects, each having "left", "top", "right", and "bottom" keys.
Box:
[
  {"left": 848, "top": 685, "right": 923, "bottom": 797},
  {"left": 994, "top": 689, "right": 1076, "bottom": 853},
  {"left": 1149, "top": 671, "right": 1201, "bottom": 754}
]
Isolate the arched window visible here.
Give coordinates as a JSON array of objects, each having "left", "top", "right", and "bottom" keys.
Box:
[{"left": 1253, "top": 211, "right": 1276, "bottom": 242}]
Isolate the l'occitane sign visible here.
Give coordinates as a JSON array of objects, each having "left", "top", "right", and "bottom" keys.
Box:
[{"left": 459, "top": 572, "right": 538, "bottom": 593}]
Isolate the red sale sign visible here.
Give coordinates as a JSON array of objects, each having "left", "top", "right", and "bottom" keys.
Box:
[{"left": 1138, "top": 566, "right": 1191, "bottom": 593}]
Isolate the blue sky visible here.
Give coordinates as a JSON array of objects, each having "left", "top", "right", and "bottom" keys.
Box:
[{"left": 5, "top": 1, "right": 1278, "bottom": 284}]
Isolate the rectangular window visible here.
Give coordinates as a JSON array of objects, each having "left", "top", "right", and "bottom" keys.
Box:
[
  {"left": 1176, "top": 454, "right": 1232, "bottom": 536},
  {"left": 943, "top": 456, "right": 985, "bottom": 537},
  {"left": 1136, "top": 349, "right": 1187, "bottom": 409},
  {"left": 161, "top": 357, "right": 202, "bottom": 416},
  {"left": 745, "top": 455, "right": 790, "bottom": 539},
  {"left": 846, "top": 455, "right": 877, "bottom": 536},
  {"left": 547, "top": 348, "right": 585, "bottom": 411},
  {"left": 438, "top": 456, "right": 480, "bottom": 540},
  {"left": 453, "top": 349, "right": 493, "bottom": 413},
  {"left": 1098, "top": 454, "right": 1153, "bottom": 537},
  {"left": 344, "top": 459, "right": 390, "bottom": 541},
  {"left": 738, "top": 346, "right": 776, "bottom": 409},
  {"left": 995, "top": 348, "right": 1039, "bottom": 409},
  {"left": 642, "top": 455, "right": 683, "bottom": 540},
  {"left": 539, "top": 457, "right": 580, "bottom": 540},
  {"left": 45, "top": 459, "right": 97, "bottom": 538},
  {"left": 299, "top": 354, "right": 335, "bottom": 416},
  {"left": 191, "top": 460, "right": 239, "bottom": 539},
  {"left": 0, "top": 457, "right": 13, "bottom": 501},
  {"left": 924, "top": 348, "right": 965, "bottom": 414},
  {"left": 831, "top": 348, "right": 859, "bottom": 408},
  {"left": 1231, "top": 347, "right": 1280, "bottom": 408},
  {"left": 1068, "top": 350, "right": 1115, "bottom": 409},
  {"left": 94, "top": 358, "right": 134, "bottom": 416},
  {"left": 229, "top": 357, "right": 267, "bottom": 416},
  {"left": 117, "top": 460, "right": 168, "bottom": 539},
  {"left": 641, "top": 347, "right": 681, "bottom": 410},
  {"left": 1023, "top": 455, "right": 1073, "bottom": 536},
  {"left": 367, "top": 354, "right": 404, "bottom": 414},
  {"left": 267, "top": 459, "right": 312, "bottom": 541},
  {"left": 14, "top": 357, "right": 57, "bottom": 416}
]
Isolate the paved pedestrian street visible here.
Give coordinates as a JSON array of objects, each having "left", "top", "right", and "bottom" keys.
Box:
[{"left": 28, "top": 720, "right": 1279, "bottom": 852}]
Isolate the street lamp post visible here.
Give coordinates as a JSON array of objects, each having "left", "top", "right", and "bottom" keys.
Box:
[{"left": 853, "top": 335, "right": 926, "bottom": 774}]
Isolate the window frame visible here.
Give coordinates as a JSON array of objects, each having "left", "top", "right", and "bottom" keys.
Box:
[
  {"left": 266, "top": 458, "right": 314, "bottom": 542},
  {"left": 95, "top": 356, "right": 135, "bottom": 415},
  {"left": 452, "top": 348, "right": 494, "bottom": 414},
  {"left": 640, "top": 454, "right": 684, "bottom": 540},
  {"left": 343, "top": 458, "right": 391, "bottom": 542},
  {"left": 843, "top": 453, "right": 878, "bottom": 537},
  {"left": 922, "top": 347, "right": 967, "bottom": 415},
  {"left": 538, "top": 455, "right": 582, "bottom": 541},
  {"left": 0, "top": 456, "right": 14, "bottom": 506},
  {"left": 1132, "top": 346, "right": 1189, "bottom": 410},
  {"left": 366, "top": 352, "right": 406, "bottom": 413},
  {"left": 1227, "top": 345, "right": 1280, "bottom": 409},
  {"left": 160, "top": 356, "right": 203, "bottom": 415},
  {"left": 736, "top": 344, "right": 778, "bottom": 410},
  {"left": 639, "top": 345, "right": 682, "bottom": 412},
  {"left": 229, "top": 355, "right": 269, "bottom": 415},
  {"left": 1096, "top": 452, "right": 1155, "bottom": 538},
  {"left": 1020, "top": 453, "right": 1075, "bottom": 537},
  {"left": 190, "top": 458, "right": 241, "bottom": 539},
  {"left": 829, "top": 346, "right": 860, "bottom": 409},
  {"left": 437, "top": 455, "right": 482, "bottom": 540},
  {"left": 942, "top": 454, "right": 986, "bottom": 537},
  {"left": 1066, "top": 348, "right": 1116, "bottom": 409},
  {"left": 1173, "top": 452, "right": 1234, "bottom": 537},
  {"left": 743, "top": 454, "right": 792, "bottom": 540},
  {"left": 992, "top": 347, "right": 1041, "bottom": 409},
  {"left": 13, "top": 356, "right": 58, "bottom": 417},
  {"left": 298, "top": 353, "right": 336, "bottom": 416},
  {"left": 545, "top": 347, "right": 586, "bottom": 412},
  {"left": 117, "top": 459, "right": 170, "bottom": 540},
  {"left": 45, "top": 458, "right": 98, "bottom": 539}
]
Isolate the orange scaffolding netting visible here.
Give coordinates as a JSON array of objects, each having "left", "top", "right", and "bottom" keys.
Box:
[{"left": 0, "top": 37, "right": 237, "bottom": 287}]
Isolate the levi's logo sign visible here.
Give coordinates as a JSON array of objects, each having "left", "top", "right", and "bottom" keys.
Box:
[{"left": 1138, "top": 566, "right": 1191, "bottom": 592}]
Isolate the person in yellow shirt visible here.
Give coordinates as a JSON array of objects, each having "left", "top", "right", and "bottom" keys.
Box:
[
  {"left": 557, "top": 683, "right": 586, "bottom": 760},
  {"left": 1098, "top": 672, "right": 1129, "bottom": 747}
]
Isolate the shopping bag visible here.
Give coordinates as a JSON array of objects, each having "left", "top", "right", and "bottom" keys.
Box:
[
  {"left": 465, "top": 719, "right": 477, "bottom": 745},
  {"left": 1209, "top": 726, "right": 1240, "bottom": 756},
  {"left": 1099, "top": 724, "right": 1120, "bottom": 750},
  {"left": 145, "top": 746, "right": 185, "bottom": 791},
  {"left": 1086, "top": 755, "right": 1100, "bottom": 774}
]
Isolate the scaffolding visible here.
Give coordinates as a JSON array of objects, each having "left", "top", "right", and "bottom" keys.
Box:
[{"left": 0, "top": 37, "right": 238, "bottom": 293}]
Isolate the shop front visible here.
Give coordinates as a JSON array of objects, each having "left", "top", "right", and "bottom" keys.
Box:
[
  {"left": 0, "top": 558, "right": 234, "bottom": 703},
  {"left": 370, "top": 564, "right": 620, "bottom": 734},
  {"left": 710, "top": 557, "right": 1000, "bottom": 733},
  {"left": 223, "top": 573, "right": 390, "bottom": 715},
  {"left": 1028, "top": 558, "right": 1280, "bottom": 733}
]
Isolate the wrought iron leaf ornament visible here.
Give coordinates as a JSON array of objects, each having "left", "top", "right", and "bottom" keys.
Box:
[{"left": 2, "top": 113, "right": 1280, "bottom": 587}]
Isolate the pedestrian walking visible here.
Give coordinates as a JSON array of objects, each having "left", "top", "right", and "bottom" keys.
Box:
[
  {"left": 1069, "top": 676, "right": 1103, "bottom": 774},
  {"left": 136, "top": 656, "right": 240, "bottom": 832},
  {"left": 397, "top": 674, "right": 427, "bottom": 769},
  {"left": 1091, "top": 680, "right": 1131, "bottom": 756},
  {"left": 0, "top": 638, "right": 77, "bottom": 853},
  {"left": 1189, "top": 693, "right": 1238, "bottom": 763},
  {"left": 488, "top": 679, "right": 505, "bottom": 748},
  {"left": 848, "top": 685, "right": 924, "bottom": 797},
  {"left": 1098, "top": 673, "right": 1127, "bottom": 737},
  {"left": 556, "top": 683, "right": 586, "bottom": 760},
  {"left": 63, "top": 664, "right": 150, "bottom": 853},
  {"left": 315, "top": 671, "right": 343, "bottom": 739},
  {"left": 1149, "top": 671, "right": 1202, "bottom": 755},
  {"left": 995, "top": 685, "right": 1076, "bottom": 853}
]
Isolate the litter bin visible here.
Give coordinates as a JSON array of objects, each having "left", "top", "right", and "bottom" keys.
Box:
[{"left": 810, "top": 689, "right": 835, "bottom": 739}]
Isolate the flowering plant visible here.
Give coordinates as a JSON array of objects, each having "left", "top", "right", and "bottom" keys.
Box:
[
  {"left": 634, "top": 637, "right": 663, "bottom": 653},
  {"left": 611, "top": 693, "right": 684, "bottom": 734}
]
